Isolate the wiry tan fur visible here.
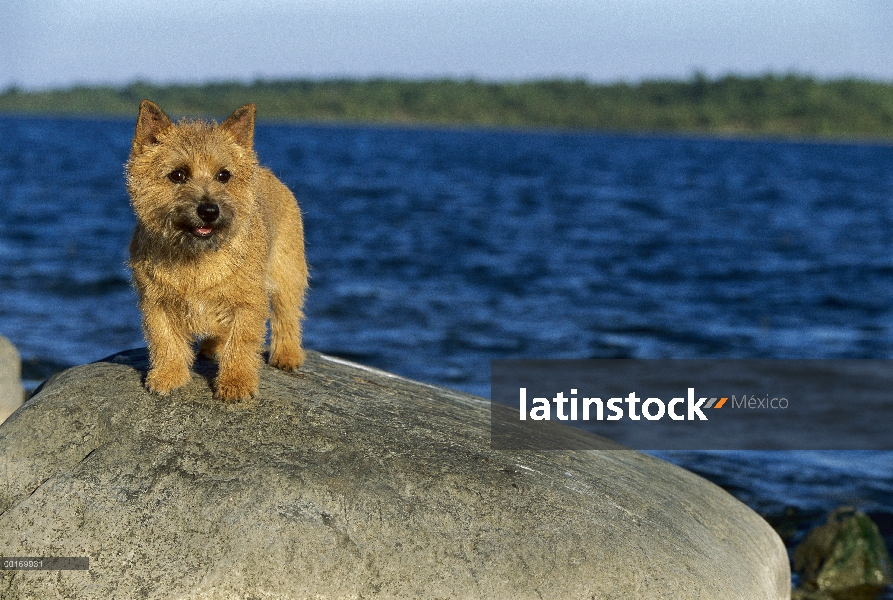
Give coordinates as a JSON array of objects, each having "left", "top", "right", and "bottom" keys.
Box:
[{"left": 126, "top": 100, "right": 308, "bottom": 402}]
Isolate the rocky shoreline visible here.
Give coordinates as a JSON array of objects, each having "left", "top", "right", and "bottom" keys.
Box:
[
  {"left": 0, "top": 345, "right": 792, "bottom": 598},
  {"left": 0, "top": 337, "right": 889, "bottom": 598}
]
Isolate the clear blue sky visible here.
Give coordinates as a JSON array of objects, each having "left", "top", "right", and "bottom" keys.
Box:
[{"left": 2, "top": 0, "right": 891, "bottom": 90}]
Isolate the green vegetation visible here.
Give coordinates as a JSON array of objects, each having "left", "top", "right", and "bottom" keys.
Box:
[{"left": 2, "top": 74, "right": 893, "bottom": 139}]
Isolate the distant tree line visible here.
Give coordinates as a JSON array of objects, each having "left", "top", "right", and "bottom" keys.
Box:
[{"left": 1, "top": 74, "right": 892, "bottom": 139}]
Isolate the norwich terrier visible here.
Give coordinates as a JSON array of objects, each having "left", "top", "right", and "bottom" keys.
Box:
[{"left": 126, "top": 100, "right": 308, "bottom": 402}]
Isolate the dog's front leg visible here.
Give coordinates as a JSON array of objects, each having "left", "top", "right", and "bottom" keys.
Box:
[
  {"left": 214, "top": 304, "right": 266, "bottom": 402},
  {"left": 142, "top": 306, "right": 195, "bottom": 395}
]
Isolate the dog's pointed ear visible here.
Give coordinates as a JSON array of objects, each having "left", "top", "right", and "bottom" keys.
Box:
[
  {"left": 221, "top": 104, "right": 256, "bottom": 150},
  {"left": 132, "top": 100, "right": 173, "bottom": 154}
]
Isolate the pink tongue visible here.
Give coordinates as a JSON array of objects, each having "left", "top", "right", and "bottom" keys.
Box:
[{"left": 196, "top": 226, "right": 212, "bottom": 235}]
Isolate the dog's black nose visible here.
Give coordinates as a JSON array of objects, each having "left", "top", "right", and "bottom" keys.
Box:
[{"left": 197, "top": 202, "right": 219, "bottom": 223}]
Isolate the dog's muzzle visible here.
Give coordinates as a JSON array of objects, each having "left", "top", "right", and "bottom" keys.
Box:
[{"left": 194, "top": 202, "right": 220, "bottom": 237}]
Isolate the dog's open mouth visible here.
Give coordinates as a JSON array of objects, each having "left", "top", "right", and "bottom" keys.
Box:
[{"left": 192, "top": 226, "right": 214, "bottom": 238}]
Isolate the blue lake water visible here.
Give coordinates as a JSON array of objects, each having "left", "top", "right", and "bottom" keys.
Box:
[{"left": 0, "top": 116, "right": 891, "bottom": 563}]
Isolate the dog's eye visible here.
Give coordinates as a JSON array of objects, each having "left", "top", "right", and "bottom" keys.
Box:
[
  {"left": 216, "top": 169, "right": 231, "bottom": 183},
  {"left": 168, "top": 169, "right": 187, "bottom": 183}
]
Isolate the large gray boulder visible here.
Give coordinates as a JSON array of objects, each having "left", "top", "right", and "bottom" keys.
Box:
[
  {"left": 0, "top": 348, "right": 790, "bottom": 599},
  {"left": 0, "top": 335, "right": 22, "bottom": 424}
]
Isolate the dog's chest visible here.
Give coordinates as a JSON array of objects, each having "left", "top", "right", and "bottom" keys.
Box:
[{"left": 184, "top": 298, "right": 230, "bottom": 335}]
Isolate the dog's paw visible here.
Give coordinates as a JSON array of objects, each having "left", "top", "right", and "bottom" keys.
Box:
[
  {"left": 145, "top": 367, "right": 191, "bottom": 395},
  {"left": 269, "top": 347, "right": 305, "bottom": 372},
  {"left": 215, "top": 371, "right": 259, "bottom": 403}
]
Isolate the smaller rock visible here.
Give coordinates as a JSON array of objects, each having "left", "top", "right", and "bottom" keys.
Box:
[
  {"left": 0, "top": 335, "right": 23, "bottom": 424},
  {"left": 793, "top": 506, "right": 893, "bottom": 599}
]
